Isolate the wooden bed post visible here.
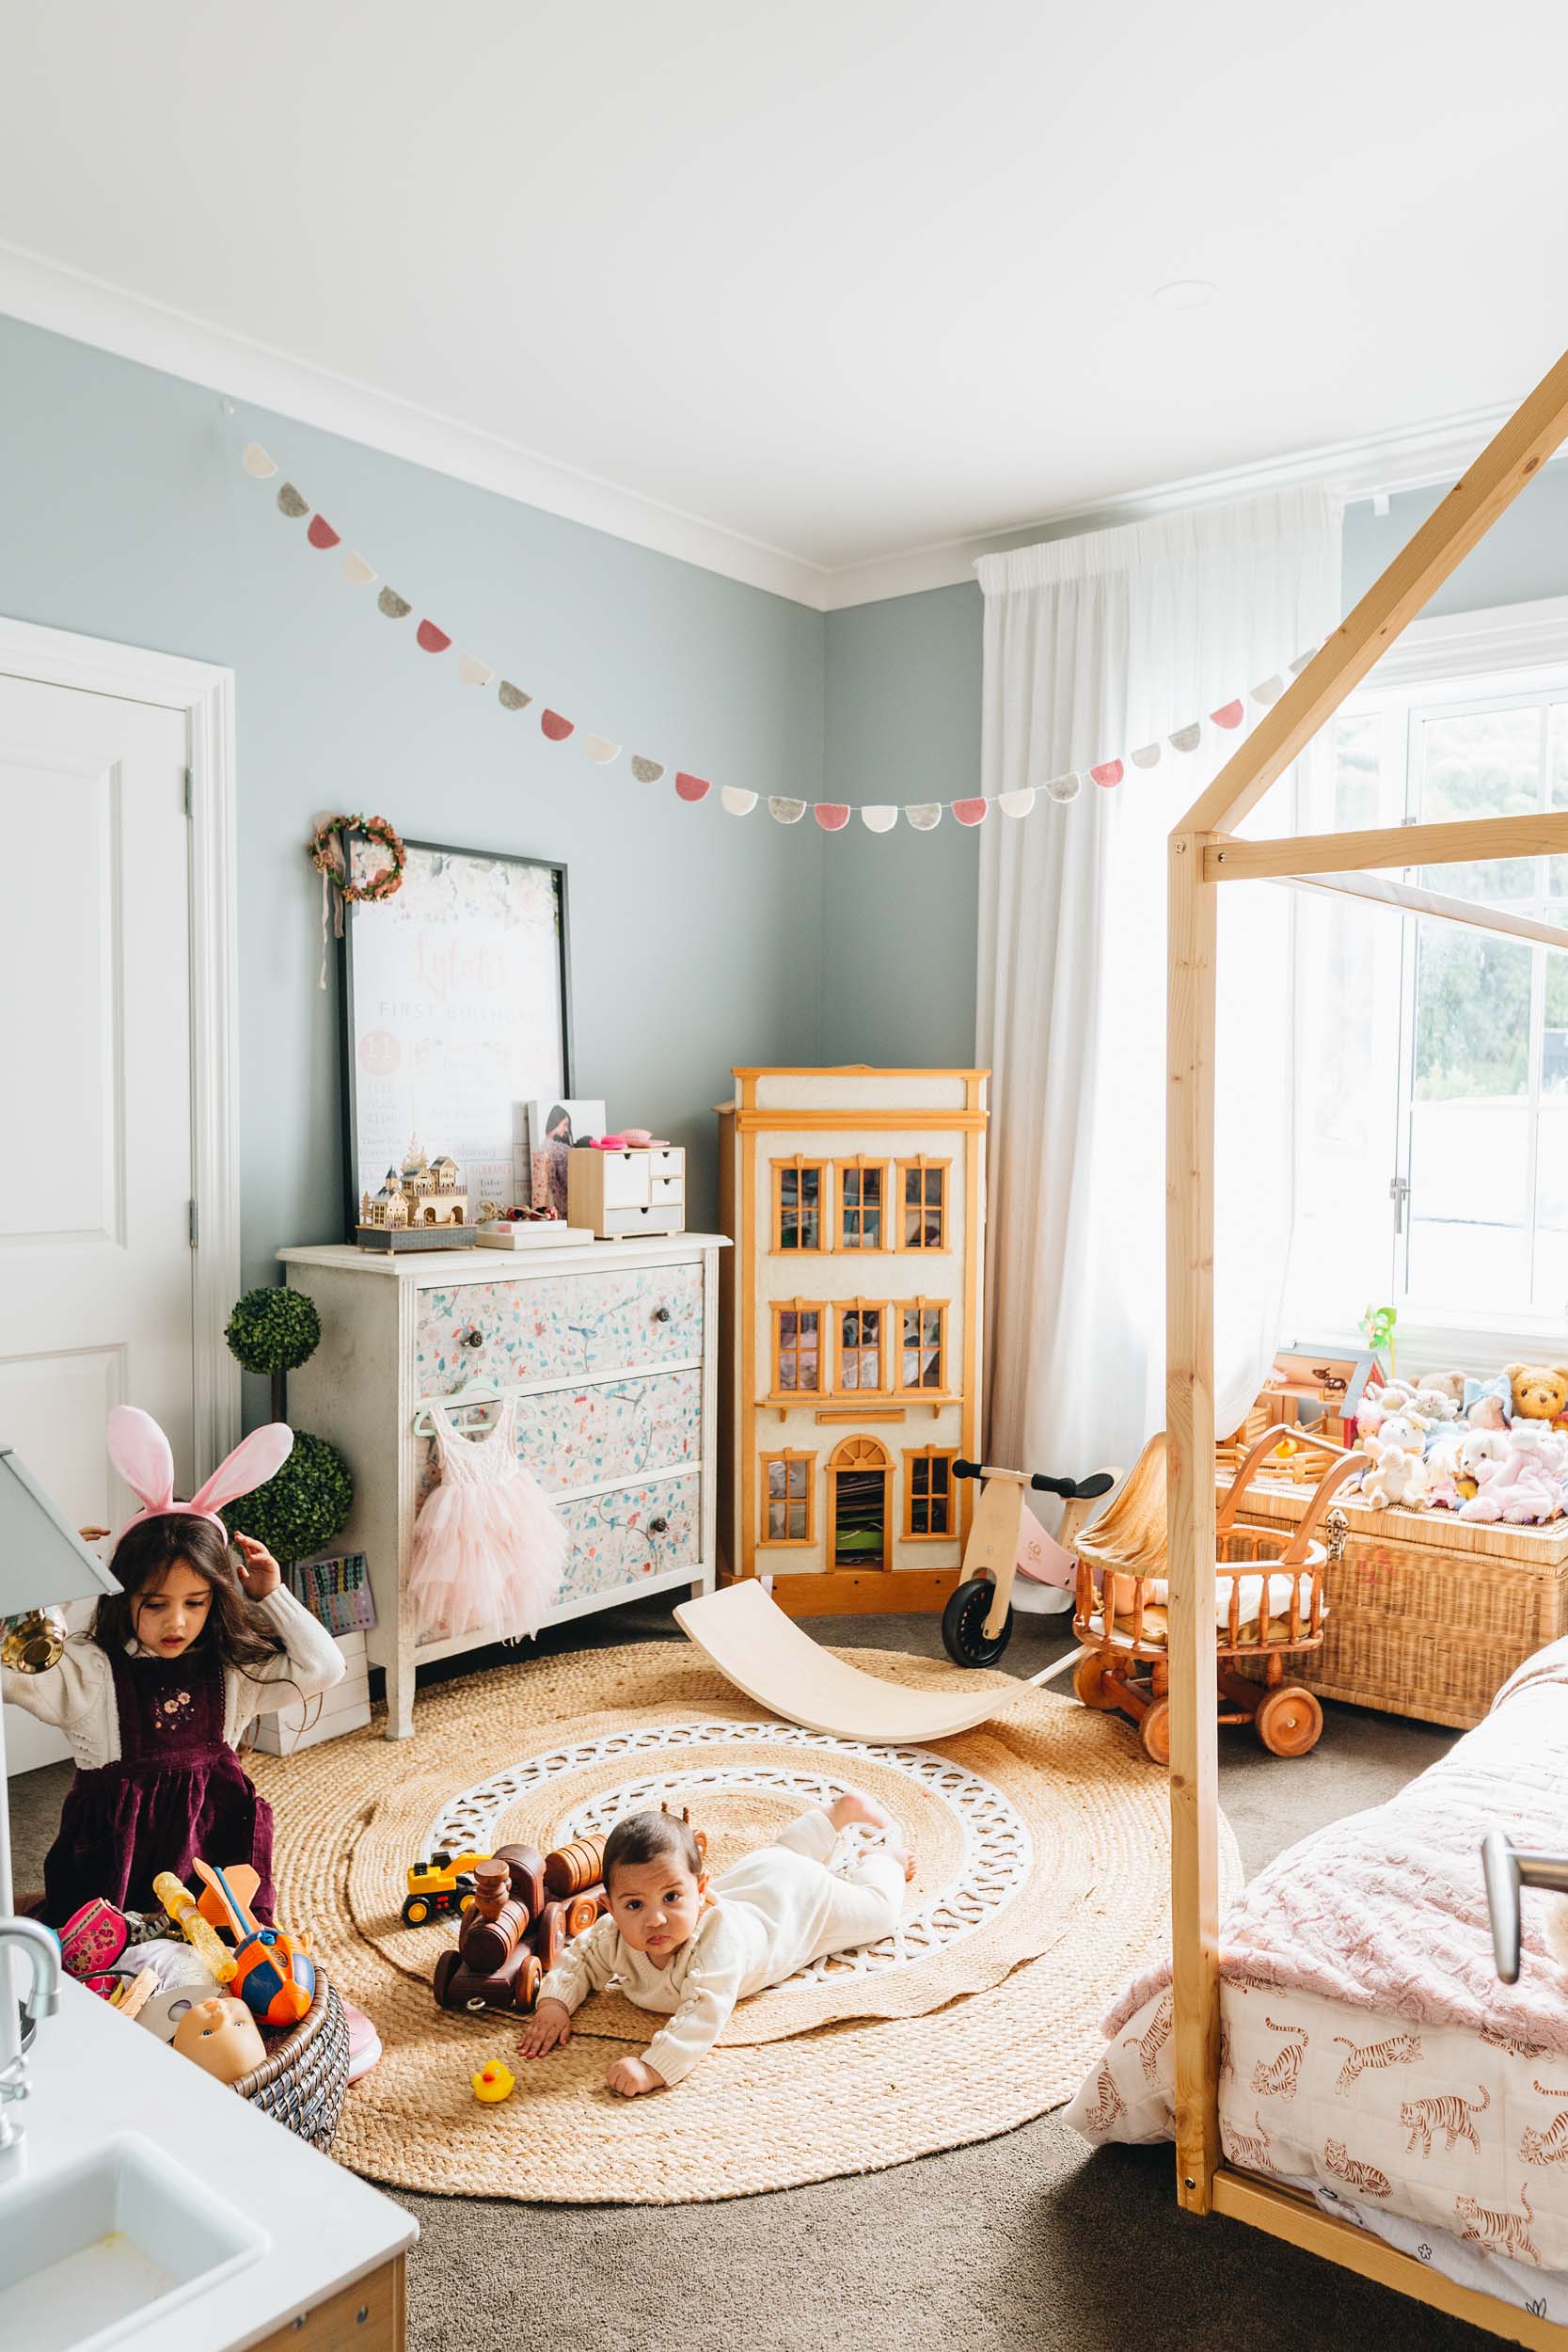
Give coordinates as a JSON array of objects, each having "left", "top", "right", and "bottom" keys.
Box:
[{"left": 1166, "top": 827, "right": 1221, "bottom": 2210}]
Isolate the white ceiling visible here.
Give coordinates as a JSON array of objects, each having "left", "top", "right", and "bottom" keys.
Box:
[{"left": 6, "top": 1, "right": 1568, "bottom": 607}]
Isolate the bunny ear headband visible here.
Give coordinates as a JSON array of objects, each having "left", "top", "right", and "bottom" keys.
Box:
[{"left": 106, "top": 1405, "right": 293, "bottom": 1543}]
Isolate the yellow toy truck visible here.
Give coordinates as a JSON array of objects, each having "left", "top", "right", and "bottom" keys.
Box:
[{"left": 401, "top": 1849, "right": 490, "bottom": 1927}]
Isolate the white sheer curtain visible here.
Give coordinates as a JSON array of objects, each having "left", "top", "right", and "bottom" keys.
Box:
[{"left": 975, "top": 489, "right": 1342, "bottom": 1504}]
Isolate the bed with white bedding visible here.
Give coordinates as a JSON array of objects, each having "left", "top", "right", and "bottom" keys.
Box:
[{"left": 1065, "top": 1639, "right": 1568, "bottom": 2319}]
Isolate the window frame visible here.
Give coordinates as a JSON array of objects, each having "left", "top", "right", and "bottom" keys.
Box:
[
  {"left": 896, "top": 1156, "right": 950, "bottom": 1252},
  {"left": 892, "top": 1295, "right": 948, "bottom": 1396},
  {"left": 836, "top": 1155, "right": 891, "bottom": 1252},
  {"left": 903, "top": 1447, "right": 958, "bottom": 1540},
  {"left": 758, "top": 1447, "right": 816, "bottom": 1547},
  {"left": 770, "top": 1298, "right": 826, "bottom": 1397},
  {"left": 833, "top": 1296, "right": 889, "bottom": 1396},
  {"left": 1306, "top": 595, "right": 1568, "bottom": 1357},
  {"left": 771, "top": 1155, "right": 828, "bottom": 1255}
]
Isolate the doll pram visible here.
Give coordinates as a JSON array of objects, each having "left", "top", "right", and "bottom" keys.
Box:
[{"left": 1069, "top": 1425, "right": 1357, "bottom": 1765}]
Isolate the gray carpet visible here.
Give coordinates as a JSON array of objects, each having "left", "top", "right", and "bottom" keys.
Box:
[{"left": 8, "top": 1599, "right": 1483, "bottom": 2352}]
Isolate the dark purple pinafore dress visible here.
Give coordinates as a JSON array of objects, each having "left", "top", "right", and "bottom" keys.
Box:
[{"left": 41, "top": 1641, "right": 276, "bottom": 1929}]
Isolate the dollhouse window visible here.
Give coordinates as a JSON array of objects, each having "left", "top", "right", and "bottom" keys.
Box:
[
  {"left": 838, "top": 1160, "right": 887, "bottom": 1249},
  {"left": 773, "top": 1304, "right": 823, "bottom": 1393},
  {"left": 836, "top": 1303, "right": 884, "bottom": 1392},
  {"left": 760, "top": 1450, "right": 815, "bottom": 1543},
  {"left": 898, "top": 1159, "right": 948, "bottom": 1250},
  {"left": 896, "top": 1300, "right": 947, "bottom": 1391},
  {"left": 773, "top": 1159, "right": 825, "bottom": 1252},
  {"left": 905, "top": 1450, "right": 956, "bottom": 1538}
]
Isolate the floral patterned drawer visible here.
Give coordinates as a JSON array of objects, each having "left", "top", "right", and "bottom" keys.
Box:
[
  {"left": 416, "top": 1369, "right": 704, "bottom": 1505},
  {"left": 553, "top": 1474, "right": 700, "bottom": 1607},
  {"left": 415, "top": 1262, "right": 705, "bottom": 1396}
]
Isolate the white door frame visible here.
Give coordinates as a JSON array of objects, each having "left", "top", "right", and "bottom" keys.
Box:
[{"left": 0, "top": 613, "right": 241, "bottom": 1479}]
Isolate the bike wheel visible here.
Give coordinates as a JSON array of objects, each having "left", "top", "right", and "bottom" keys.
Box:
[{"left": 942, "top": 1576, "right": 1015, "bottom": 1668}]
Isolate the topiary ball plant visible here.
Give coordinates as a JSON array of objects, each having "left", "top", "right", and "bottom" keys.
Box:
[
  {"left": 224, "top": 1430, "right": 353, "bottom": 1569},
  {"left": 227, "top": 1286, "right": 322, "bottom": 1420}
]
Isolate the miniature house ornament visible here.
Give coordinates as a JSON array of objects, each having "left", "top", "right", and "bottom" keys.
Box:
[{"left": 357, "top": 1135, "right": 474, "bottom": 1250}]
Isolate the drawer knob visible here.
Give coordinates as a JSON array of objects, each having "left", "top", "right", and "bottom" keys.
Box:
[
  {"left": 463, "top": 1327, "right": 484, "bottom": 1348},
  {"left": 653, "top": 1306, "right": 672, "bottom": 1323},
  {"left": 648, "top": 1517, "right": 670, "bottom": 1536}
]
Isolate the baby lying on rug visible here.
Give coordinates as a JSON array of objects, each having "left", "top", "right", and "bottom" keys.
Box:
[{"left": 517, "top": 1793, "right": 913, "bottom": 2096}]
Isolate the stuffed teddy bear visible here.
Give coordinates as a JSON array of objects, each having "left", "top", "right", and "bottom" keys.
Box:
[
  {"left": 1421, "top": 1370, "right": 1468, "bottom": 1410},
  {"left": 1359, "top": 1418, "right": 1433, "bottom": 1511},
  {"left": 1459, "top": 1419, "right": 1566, "bottom": 1524},
  {"left": 1506, "top": 1362, "right": 1568, "bottom": 1431}
]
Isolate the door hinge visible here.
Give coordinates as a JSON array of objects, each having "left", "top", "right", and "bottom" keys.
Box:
[
  {"left": 1389, "top": 1173, "right": 1410, "bottom": 1234},
  {"left": 188, "top": 1199, "right": 199, "bottom": 1248},
  {"left": 182, "top": 768, "right": 193, "bottom": 817}
]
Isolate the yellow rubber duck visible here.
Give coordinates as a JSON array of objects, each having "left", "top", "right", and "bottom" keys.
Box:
[{"left": 471, "top": 2059, "right": 515, "bottom": 2104}]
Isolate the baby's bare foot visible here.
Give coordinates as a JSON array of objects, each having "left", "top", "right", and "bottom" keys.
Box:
[{"left": 828, "top": 1790, "right": 916, "bottom": 1879}]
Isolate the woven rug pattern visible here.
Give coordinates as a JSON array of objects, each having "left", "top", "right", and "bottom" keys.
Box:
[{"left": 252, "top": 1643, "right": 1242, "bottom": 2203}]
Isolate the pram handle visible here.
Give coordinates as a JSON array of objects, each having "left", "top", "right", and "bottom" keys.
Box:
[{"left": 952, "top": 1459, "right": 1117, "bottom": 1502}]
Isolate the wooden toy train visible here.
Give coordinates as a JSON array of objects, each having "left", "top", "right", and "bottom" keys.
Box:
[{"left": 429, "top": 1837, "right": 610, "bottom": 2016}]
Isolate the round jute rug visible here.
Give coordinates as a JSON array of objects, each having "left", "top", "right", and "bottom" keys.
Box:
[{"left": 251, "top": 1642, "right": 1242, "bottom": 2204}]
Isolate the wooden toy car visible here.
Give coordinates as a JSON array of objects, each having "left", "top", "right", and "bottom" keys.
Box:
[{"left": 402, "top": 1849, "right": 490, "bottom": 1926}]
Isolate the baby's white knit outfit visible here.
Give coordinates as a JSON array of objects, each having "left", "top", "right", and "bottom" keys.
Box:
[{"left": 537, "top": 1807, "right": 906, "bottom": 2085}]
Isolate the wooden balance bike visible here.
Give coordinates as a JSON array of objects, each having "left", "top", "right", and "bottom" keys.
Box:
[{"left": 940, "top": 1456, "right": 1117, "bottom": 1668}]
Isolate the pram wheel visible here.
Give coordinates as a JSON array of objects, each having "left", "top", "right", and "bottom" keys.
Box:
[{"left": 942, "top": 1576, "right": 1014, "bottom": 1668}]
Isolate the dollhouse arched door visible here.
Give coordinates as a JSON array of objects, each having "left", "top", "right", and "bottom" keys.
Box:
[{"left": 828, "top": 1436, "right": 892, "bottom": 1572}]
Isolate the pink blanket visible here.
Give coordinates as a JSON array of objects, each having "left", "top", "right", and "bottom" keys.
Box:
[{"left": 1102, "top": 1636, "right": 1568, "bottom": 2049}]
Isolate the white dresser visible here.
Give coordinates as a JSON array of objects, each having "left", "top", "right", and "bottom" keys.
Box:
[{"left": 277, "top": 1235, "right": 727, "bottom": 1739}]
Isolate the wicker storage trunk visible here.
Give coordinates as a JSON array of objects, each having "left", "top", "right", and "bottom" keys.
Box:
[{"left": 1212, "top": 1466, "right": 1568, "bottom": 1729}]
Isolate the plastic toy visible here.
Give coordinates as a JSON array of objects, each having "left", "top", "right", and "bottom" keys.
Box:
[
  {"left": 171, "top": 1994, "right": 268, "bottom": 2086},
  {"left": 153, "top": 1870, "right": 237, "bottom": 1985},
  {"left": 192, "top": 1858, "right": 316, "bottom": 2026},
  {"left": 472, "top": 2059, "right": 515, "bottom": 2103},
  {"left": 940, "top": 1457, "right": 1117, "bottom": 1668},
  {"left": 402, "top": 1848, "right": 491, "bottom": 1927}
]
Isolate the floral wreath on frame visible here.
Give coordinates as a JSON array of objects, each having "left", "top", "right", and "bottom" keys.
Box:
[{"left": 309, "top": 812, "right": 406, "bottom": 986}]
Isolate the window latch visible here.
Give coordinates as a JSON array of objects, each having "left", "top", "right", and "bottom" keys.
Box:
[{"left": 1389, "top": 1174, "right": 1410, "bottom": 1234}]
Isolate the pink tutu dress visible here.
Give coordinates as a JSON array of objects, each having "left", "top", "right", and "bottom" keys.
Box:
[{"left": 407, "top": 1398, "right": 568, "bottom": 1643}]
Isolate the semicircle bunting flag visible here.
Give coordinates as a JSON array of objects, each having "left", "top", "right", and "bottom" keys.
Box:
[
  {"left": 1044, "top": 771, "right": 1082, "bottom": 803},
  {"left": 768, "top": 797, "right": 807, "bottom": 824},
  {"left": 721, "top": 787, "right": 758, "bottom": 816},
  {"left": 675, "top": 771, "right": 710, "bottom": 803},
  {"left": 630, "top": 755, "right": 664, "bottom": 784},
  {"left": 341, "top": 549, "right": 377, "bottom": 585},
  {"left": 581, "top": 734, "right": 621, "bottom": 764},
  {"left": 276, "top": 483, "right": 309, "bottom": 519},
  {"left": 996, "top": 788, "right": 1036, "bottom": 818},
  {"left": 498, "top": 679, "right": 531, "bottom": 710},
  {"left": 417, "top": 619, "right": 451, "bottom": 654},
  {"left": 1089, "top": 759, "right": 1123, "bottom": 788},
  {"left": 950, "top": 799, "right": 988, "bottom": 826},
  {"left": 1251, "top": 675, "right": 1284, "bottom": 706},
  {"left": 541, "top": 709, "right": 575, "bottom": 741},
  {"left": 814, "top": 803, "right": 850, "bottom": 832},
  {"left": 1169, "top": 722, "right": 1202, "bottom": 754},
  {"left": 1131, "top": 743, "right": 1162, "bottom": 769},
  {"left": 306, "top": 514, "right": 341, "bottom": 550},
  {"left": 242, "top": 442, "right": 278, "bottom": 479},
  {"left": 905, "top": 803, "right": 942, "bottom": 831},
  {"left": 1211, "top": 699, "right": 1244, "bottom": 729},
  {"left": 457, "top": 653, "right": 493, "bottom": 687},
  {"left": 377, "top": 587, "right": 412, "bottom": 620},
  {"left": 860, "top": 804, "right": 898, "bottom": 832}
]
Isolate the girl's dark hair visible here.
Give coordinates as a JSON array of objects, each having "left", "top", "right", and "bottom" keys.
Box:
[
  {"left": 546, "top": 1105, "right": 573, "bottom": 1142},
  {"left": 603, "top": 1809, "right": 704, "bottom": 1890},
  {"left": 93, "top": 1515, "right": 286, "bottom": 1683}
]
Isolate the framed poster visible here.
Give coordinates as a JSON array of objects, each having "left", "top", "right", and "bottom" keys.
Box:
[{"left": 339, "top": 837, "right": 571, "bottom": 1232}]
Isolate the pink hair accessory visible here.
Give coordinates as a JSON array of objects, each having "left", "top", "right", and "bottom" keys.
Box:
[{"left": 106, "top": 1406, "right": 293, "bottom": 1542}]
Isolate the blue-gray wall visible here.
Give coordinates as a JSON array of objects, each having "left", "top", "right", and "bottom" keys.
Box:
[{"left": 0, "top": 314, "right": 828, "bottom": 1275}]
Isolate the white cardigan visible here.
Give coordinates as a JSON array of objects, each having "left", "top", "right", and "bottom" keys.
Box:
[{"left": 1, "top": 1588, "right": 344, "bottom": 1769}]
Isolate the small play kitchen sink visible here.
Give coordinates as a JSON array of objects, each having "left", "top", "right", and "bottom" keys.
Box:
[{"left": 0, "top": 2130, "right": 268, "bottom": 2352}]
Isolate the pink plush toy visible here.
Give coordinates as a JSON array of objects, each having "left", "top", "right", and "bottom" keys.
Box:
[{"left": 1459, "top": 1420, "right": 1566, "bottom": 1525}]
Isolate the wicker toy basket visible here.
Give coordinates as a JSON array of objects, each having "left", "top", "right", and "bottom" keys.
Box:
[{"left": 232, "top": 1968, "right": 349, "bottom": 2150}]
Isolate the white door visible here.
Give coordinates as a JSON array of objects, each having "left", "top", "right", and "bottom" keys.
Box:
[{"left": 0, "top": 672, "right": 197, "bottom": 1770}]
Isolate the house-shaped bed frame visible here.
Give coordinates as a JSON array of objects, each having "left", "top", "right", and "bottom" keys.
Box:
[{"left": 1167, "top": 343, "right": 1568, "bottom": 2349}]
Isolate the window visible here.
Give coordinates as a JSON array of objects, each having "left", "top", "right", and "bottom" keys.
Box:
[
  {"left": 773, "top": 1158, "right": 825, "bottom": 1252},
  {"left": 772, "top": 1302, "right": 823, "bottom": 1394},
  {"left": 760, "top": 1450, "right": 815, "bottom": 1545},
  {"left": 1289, "top": 616, "right": 1568, "bottom": 1342},
  {"left": 904, "top": 1449, "right": 956, "bottom": 1538},
  {"left": 895, "top": 1298, "right": 947, "bottom": 1391},
  {"left": 898, "top": 1159, "right": 948, "bottom": 1250},
  {"left": 838, "top": 1159, "right": 887, "bottom": 1249},
  {"left": 836, "top": 1301, "right": 885, "bottom": 1392}
]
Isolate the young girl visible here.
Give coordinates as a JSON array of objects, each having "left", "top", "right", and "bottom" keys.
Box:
[
  {"left": 2, "top": 1406, "right": 343, "bottom": 1928},
  {"left": 518, "top": 1792, "right": 914, "bottom": 2095}
]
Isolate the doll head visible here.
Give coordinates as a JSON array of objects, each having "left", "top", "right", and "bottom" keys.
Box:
[
  {"left": 93, "top": 1516, "right": 281, "bottom": 1672},
  {"left": 601, "top": 1810, "right": 708, "bottom": 1961},
  {"left": 171, "top": 1994, "right": 266, "bottom": 2086}
]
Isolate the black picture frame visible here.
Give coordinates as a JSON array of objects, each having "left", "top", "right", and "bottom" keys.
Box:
[{"left": 337, "top": 835, "right": 573, "bottom": 1235}]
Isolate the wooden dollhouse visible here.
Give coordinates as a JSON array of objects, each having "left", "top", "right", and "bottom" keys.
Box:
[{"left": 717, "top": 1066, "right": 987, "bottom": 1615}]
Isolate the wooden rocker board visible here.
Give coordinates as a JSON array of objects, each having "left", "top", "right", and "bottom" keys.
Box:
[{"left": 674, "top": 1579, "right": 1050, "bottom": 1741}]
